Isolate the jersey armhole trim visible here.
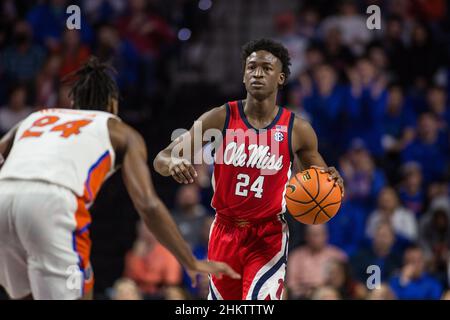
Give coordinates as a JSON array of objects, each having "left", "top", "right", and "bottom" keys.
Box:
[
  {"left": 288, "top": 112, "right": 295, "bottom": 163},
  {"left": 221, "top": 103, "right": 230, "bottom": 139}
]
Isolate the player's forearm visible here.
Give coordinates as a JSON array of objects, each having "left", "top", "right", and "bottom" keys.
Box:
[
  {"left": 140, "top": 199, "right": 197, "bottom": 270},
  {"left": 153, "top": 150, "right": 173, "bottom": 176}
]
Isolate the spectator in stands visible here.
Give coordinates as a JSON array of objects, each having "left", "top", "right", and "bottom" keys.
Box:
[
  {"left": 163, "top": 286, "right": 190, "bottom": 300},
  {"left": 397, "top": 162, "right": 426, "bottom": 217},
  {"left": 366, "top": 284, "right": 397, "bottom": 300},
  {"left": 426, "top": 85, "right": 449, "bottom": 132},
  {"left": 380, "top": 15, "right": 409, "bottom": 85},
  {"left": 0, "top": 85, "right": 32, "bottom": 134},
  {"left": 110, "top": 278, "right": 143, "bottom": 300},
  {"left": 274, "top": 12, "right": 308, "bottom": 82},
  {"left": 183, "top": 216, "right": 214, "bottom": 299},
  {"left": 323, "top": 259, "right": 367, "bottom": 299},
  {"left": 322, "top": 26, "right": 354, "bottom": 74},
  {"left": 319, "top": 0, "right": 372, "bottom": 56},
  {"left": 35, "top": 54, "right": 62, "bottom": 107},
  {"left": 381, "top": 84, "right": 416, "bottom": 154},
  {"left": 0, "top": 20, "right": 45, "bottom": 85},
  {"left": 59, "top": 29, "right": 91, "bottom": 78},
  {"left": 339, "top": 139, "right": 386, "bottom": 216},
  {"left": 351, "top": 220, "right": 402, "bottom": 283},
  {"left": 26, "top": 0, "right": 93, "bottom": 51},
  {"left": 366, "top": 186, "right": 418, "bottom": 242},
  {"left": 287, "top": 225, "right": 347, "bottom": 299},
  {"left": 419, "top": 196, "right": 450, "bottom": 286},
  {"left": 124, "top": 220, "right": 182, "bottom": 299},
  {"left": 116, "top": 0, "right": 175, "bottom": 96},
  {"left": 442, "top": 290, "right": 450, "bottom": 300},
  {"left": 401, "top": 112, "right": 448, "bottom": 184},
  {"left": 82, "top": 0, "right": 127, "bottom": 25},
  {"left": 406, "top": 22, "right": 443, "bottom": 88},
  {"left": 302, "top": 63, "right": 347, "bottom": 162},
  {"left": 310, "top": 286, "right": 341, "bottom": 300},
  {"left": 344, "top": 57, "right": 388, "bottom": 158},
  {"left": 297, "top": 7, "right": 320, "bottom": 39},
  {"left": 95, "top": 23, "right": 140, "bottom": 95},
  {"left": 172, "top": 184, "right": 208, "bottom": 249},
  {"left": 327, "top": 195, "right": 366, "bottom": 257},
  {"left": 389, "top": 245, "right": 443, "bottom": 299}
]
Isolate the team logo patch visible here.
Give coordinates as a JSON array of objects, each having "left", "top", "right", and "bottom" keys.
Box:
[{"left": 274, "top": 131, "right": 284, "bottom": 142}]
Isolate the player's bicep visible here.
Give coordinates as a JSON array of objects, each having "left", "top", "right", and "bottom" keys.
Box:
[
  {"left": 167, "top": 105, "right": 227, "bottom": 160},
  {"left": 293, "top": 118, "right": 327, "bottom": 169},
  {"left": 121, "top": 129, "right": 158, "bottom": 211}
]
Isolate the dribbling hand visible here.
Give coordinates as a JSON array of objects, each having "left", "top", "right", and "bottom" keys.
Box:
[{"left": 187, "top": 260, "right": 241, "bottom": 287}]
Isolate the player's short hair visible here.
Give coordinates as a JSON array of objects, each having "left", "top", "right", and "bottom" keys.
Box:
[
  {"left": 65, "top": 56, "right": 119, "bottom": 111},
  {"left": 241, "top": 38, "right": 291, "bottom": 84}
]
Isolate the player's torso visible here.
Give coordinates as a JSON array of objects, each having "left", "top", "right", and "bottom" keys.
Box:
[
  {"left": 0, "top": 108, "right": 118, "bottom": 206},
  {"left": 212, "top": 100, "right": 295, "bottom": 220}
]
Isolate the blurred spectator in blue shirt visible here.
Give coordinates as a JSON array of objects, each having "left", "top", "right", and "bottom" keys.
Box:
[
  {"left": 95, "top": 24, "right": 140, "bottom": 93},
  {"left": 397, "top": 162, "right": 426, "bottom": 217},
  {"left": 426, "top": 85, "right": 449, "bottom": 132},
  {"left": 401, "top": 112, "right": 448, "bottom": 184},
  {"left": 327, "top": 196, "right": 366, "bottom": 257},
  {"left": 381, "top": 84, "right": 416, "bottom": 154},
  {"left": 366, "top": 186, "right": 418, "bottom": 242},
  {"left": 82, "top": 0, "right": 127, "bottom": 25},
  {"left": 302, "top": 64, "right": 347, "bottom": 162},
  {"left": 350, "top": 220, "right": 402, "bottom": 283},
  {"left": 343, "top": 58, "right": 388, "bottom": 158},
  {"left": 339, "top": 139, "right": 386, "bottom": 216},
  {"left": 0, "top": 20, "right": 45, "bottom": 85},
  {"left": 27, "top": 0, "right": 93, "bottom": 51},
  {"left": 389, "top": 245, "right": 443, "bottom": 299},
  {"left": 172, "top": 184, "right": 208, "bottom": 250},
  {"left": 182, "top": 216, "right": 214, "bottom": 299}
]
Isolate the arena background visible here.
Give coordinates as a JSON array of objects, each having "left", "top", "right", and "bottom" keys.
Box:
[{"left": 0, "top": 0, "right": 449, "bottom": 300}]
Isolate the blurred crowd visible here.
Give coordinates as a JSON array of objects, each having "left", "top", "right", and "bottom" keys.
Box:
[{"left": 0, "top": 0, "right": 450, "bottom": 300}]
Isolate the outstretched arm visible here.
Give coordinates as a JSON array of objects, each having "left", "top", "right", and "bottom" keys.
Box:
[
  {"left": 291, "top": 116, "right": 345, "bottom": 197},
  {"left": 153, "top": 105, "right": 226, "bottom": 183},
  {"left": 108, "top": 118, "right": 240, "bottom": 281}
]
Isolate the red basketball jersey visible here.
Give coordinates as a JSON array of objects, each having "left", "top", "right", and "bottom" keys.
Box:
[{"left": 211, "top": 100, "right": 295, "bottom": 220}]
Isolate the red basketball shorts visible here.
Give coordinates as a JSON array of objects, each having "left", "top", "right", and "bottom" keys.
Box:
[{"left": 207, "top": 214, "right": 289, "bottom": 300}]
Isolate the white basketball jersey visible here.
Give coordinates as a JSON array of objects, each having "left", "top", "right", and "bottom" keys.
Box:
[{"left": 0, "top": 108, "right": 119, "bottom": 204}]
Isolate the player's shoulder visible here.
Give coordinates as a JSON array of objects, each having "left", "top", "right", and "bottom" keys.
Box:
[
  {"left": 291, "top": 113, "right": 314, "bottom": 134},
  {"left": 197, "top": 104, "right": 228, "bottom": 130}
]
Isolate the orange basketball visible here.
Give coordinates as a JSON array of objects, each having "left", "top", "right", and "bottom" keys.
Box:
[{"left": 285, "top": 168, "right": 342, "bottom": 224}]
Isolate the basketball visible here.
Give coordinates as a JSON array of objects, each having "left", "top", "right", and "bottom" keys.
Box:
[{"left": 285, "top": 168, "right": 342, "bottom": 224}]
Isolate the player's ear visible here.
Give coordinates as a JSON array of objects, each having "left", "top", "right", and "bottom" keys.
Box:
[
  {"left": 278, "top": 73, "right": 286, "bottom": 86},
  {"left": 108, "top": 97, "right": 119, "bottom": 115}
]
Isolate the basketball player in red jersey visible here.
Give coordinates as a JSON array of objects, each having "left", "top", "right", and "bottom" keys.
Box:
[
  {"left": 0, "top": 58, "right": 239, "bottom": 300},
  {"left": 154, "top": 39, "right": 344, "bottom": 300}
]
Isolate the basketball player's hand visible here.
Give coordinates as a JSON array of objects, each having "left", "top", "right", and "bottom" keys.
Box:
[
  {"left": 311, "top": 165, "right": 345, "bottom": 198},
  {"left": 187, "top": 260, "right": 241, "bottom": 287},
  {"left": 168, "top": 158, "right": 197, "bottom": 184}
]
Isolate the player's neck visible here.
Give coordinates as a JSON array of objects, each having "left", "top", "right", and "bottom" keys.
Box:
[{"left": 244, "top": 94, "right": 278, "bottom": 120}]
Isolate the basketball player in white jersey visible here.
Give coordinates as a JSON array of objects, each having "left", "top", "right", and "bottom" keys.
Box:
[{"left": 0, "top": 57, "right": 240, "bottom": 300}]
